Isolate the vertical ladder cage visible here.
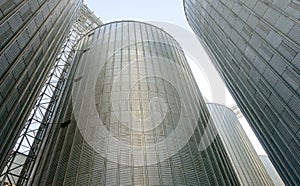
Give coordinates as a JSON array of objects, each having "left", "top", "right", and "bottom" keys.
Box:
[{"left": 0, "top": 4, "right": 101, "bottom": 186}]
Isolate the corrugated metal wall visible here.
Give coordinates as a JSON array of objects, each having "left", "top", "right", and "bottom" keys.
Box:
[{"left": 0, "top": 0, "right": 82, "bottom": 174}]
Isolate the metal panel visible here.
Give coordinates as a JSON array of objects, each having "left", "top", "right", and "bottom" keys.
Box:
[
  {"left": 282, "top": 68, "right": 300, "bottom": 90},
  {"left": 184, "top": 0, "right": 300, "bottom": 184},
  {"left": 19, "top": 3, "right": 32, "bottom": 22},
  {"left": 274, "top": 81, "right": 293, "bottom": 102},
  {"left": 4, "top": 41, "right": 20, "bottom": 64},
  {"left": 16, "top": 30, "right": 30, "bottom": 49},
  {"left": 0, "top": 22, "right": 13, "bottom": 49},
  {"left": 0, "top": 55, "right": 10, "bottom": 79},
  {"left": 12, "top": 60, "right": 25, "bottom": 80},
  {"left": 289, "top": 96, "right": 300, "bottom": 116},
  {"left": 0, "top": 0, "right": 15, "bottom": 15},
  {"left": 278, "top": 40, "right": 298, "bottom": 61},
  {"left": 8, "top": 12, "right": 23, "bottom": 33},
  {"left": 26, "top": 20, "right": 38, "bottom": 37},
  {"left": 0, "top": 3, "right": 102, "bottom": 185},
  {"left": 28, "top": 0, "right": 39, "bottom": 13},
  {"left": 0, "top": 74, "right": 16, "bottom": 98},
  {"left": 6, "top": 89, "right": 19, "bottom": 112}
]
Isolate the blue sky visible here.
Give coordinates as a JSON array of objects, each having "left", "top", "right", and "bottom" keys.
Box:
[{"left": 85, "top": 0, "right": 189, "bottom": 29}]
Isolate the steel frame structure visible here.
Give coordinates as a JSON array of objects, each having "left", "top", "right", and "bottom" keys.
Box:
[{"left": 0, "top": 4, "right": 101, "bottom": 186}]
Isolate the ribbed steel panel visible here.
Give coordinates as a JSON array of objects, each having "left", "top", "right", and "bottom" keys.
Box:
[
  {"left": 38, "top": 21, "right": 240, "bottom": 186},
  {"left": 0, "top": 0, "right": 82, "bottom": 177},
  {"left": 184, "top": 0, "right": 300, "bottom": 185},
  {"left": 207, "top": 103, "right": 274, "bottom": 185}
]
